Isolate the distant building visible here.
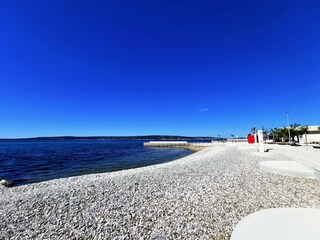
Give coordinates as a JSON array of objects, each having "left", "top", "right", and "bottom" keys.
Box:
[{"left": 299, "top": 125, "right": 320, "bottom": 144}]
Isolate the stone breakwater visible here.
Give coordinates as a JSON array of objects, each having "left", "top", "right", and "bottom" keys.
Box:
[{"left": 1, "top": 146, "right": 320, "bottom": 239}]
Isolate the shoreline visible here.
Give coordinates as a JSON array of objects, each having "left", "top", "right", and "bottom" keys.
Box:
[
  {"left": 9, "top": 146, "right": 204, "bottom": 189},
  {"left": 173, "top": 145, "right": 207, "bottom": 152},
  {"left": 1, "top": 142, "right": 197, "bottom": 188},
  {"left": 1, "top": 145, "right": 319, "bottom": 239},
  {"left": 148, "top": 145, "right": 207, "bottom": 152}
]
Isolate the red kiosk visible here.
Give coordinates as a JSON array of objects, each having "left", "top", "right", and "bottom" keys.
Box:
[{"left": 247, "top": 134, "right": 255, "bottom": 144}]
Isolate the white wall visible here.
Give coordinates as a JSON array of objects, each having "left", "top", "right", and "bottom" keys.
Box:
[{"left": 299, "top": 134, "right": 320, "bottom": 144}]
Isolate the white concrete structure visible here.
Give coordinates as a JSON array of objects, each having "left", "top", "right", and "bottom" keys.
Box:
[
  {"left": 259, "top": 161, "right": 317, "bottom": 179},
  {"left": 143, "top": 141, "right": 215, "bottom": 147},
  {"left": 299, "top": 125, "right": 320, "bottom": 144},
  {"left": 226, "top": 138, "right": 247, "bottom": 143},
  {"left": 257, "top": 130, "right": 264, "bottom": 152},
  {"left": 189, "top": 142, "right": 214, "bottom": 147},
  {"left": 147, "top": 141, "right": 188, "bottom": 144},
  {"left": 268, "top": 144, "right": 320, "bottom": 173},
  {"left": 300, "top": 134, "right": 320, "bottom": 144},
  {"left": 231, "top": 208, "right": 320, "bottom": 240},
  {"left": 144, "top": 141, "right": 188, "bottom": 147}
]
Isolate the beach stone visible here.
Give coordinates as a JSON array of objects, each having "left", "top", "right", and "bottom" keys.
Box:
[{"left": 0, "top": 179, "right": 14, "bottom": 188}]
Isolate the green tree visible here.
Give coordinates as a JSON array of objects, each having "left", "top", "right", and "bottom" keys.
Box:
[
  {"left": 277, "top": 127, "right": 288, "bottom": 143},
  {"left": 250, "top": 127, "right": 256, "bottom": 135},
  {"left": 298, "top": 125, "right": 309, "bottom": 144},
  {"left": 262, "top": 127, "right": 270, "bottom": 141},
  {"left": 289, "top": 123, "right": 301, "bottom": 142},
  {"left": 270, "top": 128, "right": 278, "bottom": 142}
]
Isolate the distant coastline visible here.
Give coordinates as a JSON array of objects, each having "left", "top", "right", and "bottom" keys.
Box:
[{"left": 0, "top": 135, "right": 219, "bottom": 141}]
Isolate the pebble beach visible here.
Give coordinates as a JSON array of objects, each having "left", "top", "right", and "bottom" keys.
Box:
[{"left": 1, "top": 145, "right": 320, "bottom": 239}]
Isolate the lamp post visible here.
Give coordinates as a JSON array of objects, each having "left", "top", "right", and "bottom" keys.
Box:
[
  {"left": 253, "top": 122, "right": 257, "bottom": 144},
  {"left": 286, "top": 111, "right": 291, "bottom": 144}
]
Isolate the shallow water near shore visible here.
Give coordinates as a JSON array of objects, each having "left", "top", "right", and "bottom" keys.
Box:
[{"left": 0, "top": 140, "right": 193, "bottom": 186}]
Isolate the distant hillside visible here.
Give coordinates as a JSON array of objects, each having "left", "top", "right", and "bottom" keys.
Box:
[{"left": 0, "top": 135, "right": 220, "bottom": 141}]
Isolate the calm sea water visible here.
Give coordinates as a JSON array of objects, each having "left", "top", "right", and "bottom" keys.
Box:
[{"left": 0, "top": 140, "right": 193, "bottom": 186}]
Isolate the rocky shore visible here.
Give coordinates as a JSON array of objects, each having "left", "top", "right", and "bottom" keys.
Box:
[{"left": 1, "top": 145, "right": 320, "bottom": 239}]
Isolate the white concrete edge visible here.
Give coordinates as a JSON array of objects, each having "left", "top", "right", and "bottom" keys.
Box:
[{"left": 259, "top": 161, "right": 317, "bottom": 179}]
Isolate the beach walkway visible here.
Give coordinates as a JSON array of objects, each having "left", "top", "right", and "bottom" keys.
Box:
[{"left": 269, "top": 144, "right": 320, "bottom": 172}]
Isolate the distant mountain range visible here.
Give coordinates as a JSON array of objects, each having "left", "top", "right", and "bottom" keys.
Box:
[{"left": 0, "top": 135, "right": 220, "bottom": 141}]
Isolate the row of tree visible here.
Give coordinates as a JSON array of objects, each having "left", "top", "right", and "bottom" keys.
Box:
[{"left": 251, "top": 124, "right": 309, "bottom": 143}]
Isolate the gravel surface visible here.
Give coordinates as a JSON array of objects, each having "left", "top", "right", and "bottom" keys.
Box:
[{"left": 1, "top": 145, "right": 320, "bottom": 239}]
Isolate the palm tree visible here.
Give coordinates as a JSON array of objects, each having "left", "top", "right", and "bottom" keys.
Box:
[
  {"left": 262, "top": 127, "right": 270, "bottom": 141},
  {"left": 277, "top": 127, "right": 288, "bottom": 143},
  {"left": 230, "top": 134, "right": 235, "bottom": 143},
  {"left": 299, "top": 125, "right": 309, "bottom": 144},
  {"left": 270, "top": 128, "right": 278, "bottom": 142},
  {"left": 289, "top": 123, "right": 301, "bottom": 142}
]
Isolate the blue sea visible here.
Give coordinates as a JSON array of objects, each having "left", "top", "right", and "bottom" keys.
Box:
[{"left": 0, "top": 140, "right": 193, "bottom": 186}]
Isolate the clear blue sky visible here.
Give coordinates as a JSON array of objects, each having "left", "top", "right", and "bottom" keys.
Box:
[{"left": 1, "top": 1, "right": 319, "bottom": 138}]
